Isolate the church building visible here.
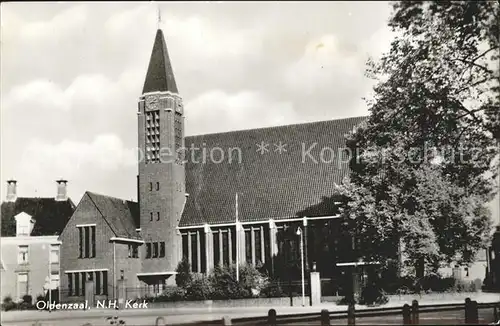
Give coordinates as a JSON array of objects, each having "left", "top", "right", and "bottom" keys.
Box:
[{"left": 57, "top": 27, "right": 376, "bottom": 302}]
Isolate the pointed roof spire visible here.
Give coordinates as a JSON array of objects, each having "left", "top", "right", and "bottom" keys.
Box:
[{"left": 142, "top": 29, "right": 178, "bottom": 94}]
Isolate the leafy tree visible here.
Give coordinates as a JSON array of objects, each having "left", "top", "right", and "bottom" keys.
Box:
[
  {"left": 337, "top": 1, "right": 499, "bottom": 277},
  {"left": 175, "top": 257, "right": 192, "bottom": 288}
]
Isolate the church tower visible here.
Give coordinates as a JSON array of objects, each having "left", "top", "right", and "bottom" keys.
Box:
[{"left": 137, "top": 29, "right": 185, "bottom": 280}]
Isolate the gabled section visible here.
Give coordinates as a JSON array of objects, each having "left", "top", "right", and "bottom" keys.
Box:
[
  {"left": 85, "top": 192, "right": 140, "bottom": 239},
  {"left": 142, "top": 29, "right": 178, "bottom": 94}
]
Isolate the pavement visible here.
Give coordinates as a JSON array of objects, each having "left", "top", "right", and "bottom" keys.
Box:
[{"left": 2, "top": 293, "right": 499, "bottom": 326}]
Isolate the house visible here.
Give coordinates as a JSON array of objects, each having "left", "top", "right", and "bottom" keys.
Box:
[{"left": 0, "top": 180, "right": 75, "bottom": 301}]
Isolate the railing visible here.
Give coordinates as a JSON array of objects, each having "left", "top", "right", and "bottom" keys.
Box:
[{"left": 171, "top": 299, "right": 500, "bottom": 326}]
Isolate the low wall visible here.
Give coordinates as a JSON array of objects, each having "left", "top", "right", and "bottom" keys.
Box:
[
  {"left": 147, "top": 296, "right": 310, "bottom": 309},
  {"left": 321, "top": 292, "right": 499, "bottom": 304}
]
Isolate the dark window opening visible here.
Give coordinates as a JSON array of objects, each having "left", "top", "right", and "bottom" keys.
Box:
[{"left": 160, "top": 242, "right": 165, "bottom": 258}]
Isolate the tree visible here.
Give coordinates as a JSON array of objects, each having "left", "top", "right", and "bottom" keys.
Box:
[
  {"left": 337, "top": 1, "right": 499, "bottom": 277},
  {"left": 175, "top": 257, "right": 192, "bottom": 288}
]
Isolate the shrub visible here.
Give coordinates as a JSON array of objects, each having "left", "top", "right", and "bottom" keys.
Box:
[
  {"left": 175, "top": 257, "right": 193, "bottom": 289},
  {"left": 209, "top": 265, "right": 251, "bottom": 299},
  {"left": 2, "top": 296, "right": 17, "bottom": 311},
  {"left": 239, "top": 264, "right": 268, "bottom": 296},
  {"left": 260, "top": 282, "right": 286, "bottom": 298},
  {"left": 22, "top": 295, "right": 32, "bottom": 305},
  {"left": 186, "top": 275, "right": 213, "bottom": 300},
  {"left": 359, "top": 283, "right": 389, "bottom": 306},
  {"left": 154, "top": 286, "right": 186, "bottom": 302}
]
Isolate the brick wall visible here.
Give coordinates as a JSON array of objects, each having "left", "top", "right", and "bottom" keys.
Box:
[{"left": 59, "top": 193, "right": 141, "bottom": 301}]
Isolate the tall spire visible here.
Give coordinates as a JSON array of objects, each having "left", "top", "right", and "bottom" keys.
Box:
[{"left": 142, "top": 28, "right": 178, "bottom": 94}]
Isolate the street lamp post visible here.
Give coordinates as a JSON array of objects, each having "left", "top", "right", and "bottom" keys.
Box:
[{"left": 296, "top": 227, "right": 305, "bottom": 307}]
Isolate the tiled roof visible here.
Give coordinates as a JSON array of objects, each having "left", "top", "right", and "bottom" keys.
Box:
[
  {"left": 142, "top": 29, "right": 178, "bottom": 94},
  {"left": 85, "top": 192, "right": 140, "bottom": 239},
  {"left": 0, "top": 198, "right": 75, "bottom": 236},
  {"left": 180, "top": 116, "right": 367, "bottom": 227}
]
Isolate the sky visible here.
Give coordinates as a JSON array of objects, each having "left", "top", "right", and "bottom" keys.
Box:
[{"left": 1, "top": 1, "right": 396, "bottom": 204}]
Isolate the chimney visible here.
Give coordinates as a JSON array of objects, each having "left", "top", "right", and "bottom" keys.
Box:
[
  {"left": 6, "top": 180, "right": 17, "bottom": 202},
  {"left": 55, "top": 179, "right": 68, "bottom": 201}
]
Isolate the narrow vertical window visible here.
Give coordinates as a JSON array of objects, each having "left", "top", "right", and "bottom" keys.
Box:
[
  {"left": 68, "top": 274, "right": 73, "bottom": 296},
  {"left": 75, "top": 273, "right": 80, "bottom": 296},
  {"left": 103, "top": 271, "right": 108, "bottom": 296},
  {"left": 91, "top": 226, "right": 96, "bottom": 258},
  {"left": 222, "top": 230, "right": 229, "bottom": 266},
  {"left": 153, "top": 242, "right": 159, "bottom": 258},
  {"left": 50, "top": 245, "right": 59, "bottom": 263},
  {"left": 78, "top": 227, "right": 83, "bottom": 258},
  {"left": 156, "top": 182, "right": 159, "bottom": 191},
  {"left": 96, "top": 271, "right": 101, "bottom": 295},
  {"left": 182, "top": 234, "right": 189, "bottom": 260},
  {"left": 150, "top": 212, "right": 153, "bottom": 221},
  {"left": 157, "top": 212, "right": 160, "bottom": 221},
  {"left": 191, "top": 233, "right": 198, "bottom": 272},
  {"left": 84, "top": 227, "right": 90, "bottom": 258},
  {"left": 255, "top": 228, "right": 262, "bottom": 265},
  {"left": 245, "top": 230, "right": 252, "bottom": 263},
  {"left": 160, "top": 242, "right": 165, "bottom": 258},
  {"left": 213, "top": 231, "right": 220, "bottom": 266},
  {"left": 149, "top": 182, "right": 153, "bottom": 191},
  {"left": 146, "top": 243, "right": 152, "bottom": 258}
]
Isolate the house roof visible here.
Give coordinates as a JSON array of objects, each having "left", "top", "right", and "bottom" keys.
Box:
[
  {"left": 1, "top": 198, "right": 75, "bottom": 236},
  {"left": 142, "top": 29, "right": 178, "bottom": 94},
  {"left": 85, "top": 192, "right": 140, "bottom": 239},
  {"left": 180, "top": 116, "right": 367, "bottom": 227}
]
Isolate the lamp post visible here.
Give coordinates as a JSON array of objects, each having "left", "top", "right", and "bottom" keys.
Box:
[
  {"left": 296, "top": 227, "right": 305, "bottom": 307},
  {"left": 48, "top": 244, "right": 52, "bottom": 313}
]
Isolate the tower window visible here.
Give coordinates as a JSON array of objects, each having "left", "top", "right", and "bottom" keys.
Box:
[
  {"left": 157, "top": 212, "right": 160, "bottom": 221},
  {"left": 149, "top": 182, "right": 153, "bottom": 191},
  {"left": 156, "top": 182, "right": 160, "bottom": 191},
  {"left": 145, "top": 110, "right": 161, "bottom": 164},
  {"left": 150, "top": 212, "right": 153, "bottom": 221}
]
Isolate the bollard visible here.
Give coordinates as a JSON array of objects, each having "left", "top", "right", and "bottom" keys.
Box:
[
  {"left": 222, "top": 315, "right": 232, "bottom": 326},
  {"left": 155, "top": 317, "right": 166, "bottom": 326},
  {"left": 471, "top": 300, "right": 478, "bottom": 324},
  {"left": 465, "top": 298, "right": 472, "bottom": 324},
  {"left": 347, "top": 302, "right": 356, "bottom": 326},
  {"left": 267, "top": 309, "right": 277, "bottom": 326},
  {"left": 402, "top": 304, "right": 411, "bottom": 325},
  {"left": 321, "top": 309, "right": 330, "bottom": 326},
  {"left": 411, "top": 300, "right": 419, "bottom": 325}
]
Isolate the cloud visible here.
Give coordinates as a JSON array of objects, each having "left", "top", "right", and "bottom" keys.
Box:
[
  {"left": 20, "top": 5, "right": 88, "bottom": 43},
  {"left": 185, "top": 90, "right": 299, "bottom": 135},
  {"left": 285, "top": 34, "right": 366, "bottom": 96},
  {"left": 18, "top": 134, "right": 138, "bottom": 187},
  {"left": 104, "top": 4, "right": 264, "bottom": 61}
]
